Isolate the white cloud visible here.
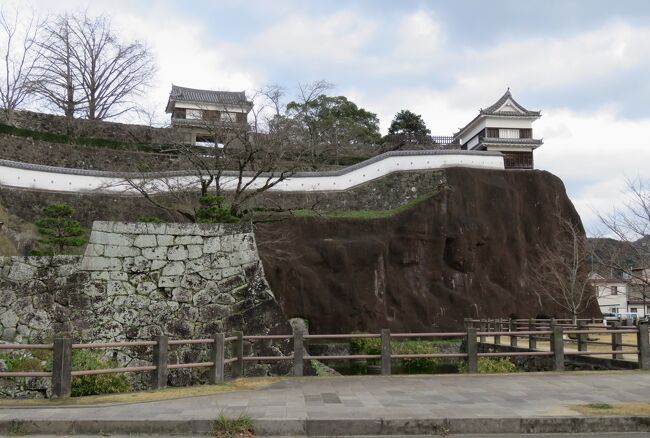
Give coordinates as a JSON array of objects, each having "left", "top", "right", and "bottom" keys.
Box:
[
  {"left": 247, "top": 11, "right": 377, "bottom": 63},
  {"left": 395, "top": 10, "right": 443, "bottom": 58},
  {"left": 536, "top": 107, "right": 650, "bottom": 232}
]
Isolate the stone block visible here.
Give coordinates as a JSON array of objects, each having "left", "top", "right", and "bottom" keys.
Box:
[
  {"left": 89, "top": 231, "right": 133, "bottom": 247},
  {"left": 112, "top": 222, "right": 147, "bottom": 234},
  {"left": 198, "top": 270, "right": 221, "bottom": 280},
  {"left": 220, "top": 235, "right": 234, "bottom": 252},
  {"left": 146, "top": 223, "right": 167, "bottom": 234},
  {"left": 195, "top": 223, "right": 222, "bottom": 236},
  {"left": 90, "top": 271, "right": 110, "bottom": 280},
  {"left": 80, "top": 256, "right": 122, "bottom": 271},
  {"left": 7, "top": 262, "right": 38, "bottom": 282},
  {"left": 85, "top": 244, "right": 105, "bottom": 257},
  {"left": 220, "top": 267, "right": 242, "bottom": 279},
  {"left": 150, "top": 260, "right": 167, "bottom": 271},
  {"left": 156, "top": 235, "right": 175, "bottom": 246},
  {"left": 216, "top": 293, "right": 236, "bottom": 305},
  {"left": 136, "top": 281, "right": 157, "bottom": 295},
  {"left": 229, "top": 250, "right": 257, "bottom": 267},
  {"left": 187, "top": 245, "right": 203, "bottom": 260},
  {"left": 212, "top": 253, "right": 231, "bottom": 269},
  {"left": 203, "top": 237, "right": 221, "bottom": 254},
  {"left": 162, "top": 261, "right": 185, "bottom": 277},
  {"left": 167, "top": 245, "right": 189, "bottom": 261},
  {"left": 123, "top": 256, "right": 152, "bottom": 273},
  {"left": 104, "top": 245, "right": 141, "bottom": 258},
  {"left": 158, "top": 276, "right": 181, "bottom": 288},
  {"left": 165, "top": 223, "right": 195, "bottom": 235},
  {"left": 133, "top": 235, "right": 157, "bottom": 248},
  {"left": 92, "top": 221, "right": 113, "bottom": 232},
  {"left": 0, "top": 309, "right": 18, "bottom": 328},
  {"left": 172, "top": 287, "right": 192, "bottom": 303},
  {"left": 175, "top": 235, "right": 203, "bottom": 245},
  {"left": 109, "top": 271, "right": 129, "bottom": 281},
  {"left": 180, "top": 273, "right": 204, "bottom": 290},
  {"left": 107, "top": 280, "right": 135, "bottom": 296},
  {"left": 142, "top": 247, "right": 168, "bottom": 260}
]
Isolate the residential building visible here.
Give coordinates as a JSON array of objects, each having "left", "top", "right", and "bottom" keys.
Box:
[
  {"left": 165, "top": 84, "right": 253, "bottom": 146},
  {"left": 590, "top": 272, "right": 646, "bottom": 317},
  {"left": 453, "top": 89, "right": 543, "bottom": 169}
]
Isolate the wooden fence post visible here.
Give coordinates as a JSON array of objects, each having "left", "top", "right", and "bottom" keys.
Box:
[
  {"left": 151, "top": 335, "right": 169, "bottom": 390},
  {"left": 551, "top": 325, "right": 564, "bottom": 371},
  {"left": 381, "top": 329, "right": 391, "bottom": 376},
  {"left": 611, "top": 321, "right": 622, "bottom": 360},
  {"left": 479, "top": 319, "right": 486, "bottom": 343},
  {"left": 466, "top": 327, "right": 478, "bottom": 373},
  {"left": 51, "top": 338, "right": 72, "bottom": 399},
  {"left": 494, "top": 319, "right": 501, "bottom": 345},
  {"left": 464, "top": 318, "right": 472, "bottom": 330},
  {"left": 529, "top": 318, "right": 537, "bottom": 350},
  {"left": 637, "top": 323, "right": 650, "bottom": 370},
  {"left": 293, "top": 328, "right": 304, "bottom": 377},
  {"left": 231, "top": 331, "right": 244, "bottom": 378},
  {"left": 577, "top": 320, "right": 587, "bottom": 352},
  {"left": 509, "top": 319, "right": 517, "bottom": 347},
  {"left": 209, "top": 333, "right": 225, "bottom": 384}
]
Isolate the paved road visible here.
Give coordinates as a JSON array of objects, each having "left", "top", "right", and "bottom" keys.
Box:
[
  {"left": 3, "top": 372, "right": 648, "bottom": 421},
  {"left": 1, "top": 372, "right": 650, "bottom": 435}
]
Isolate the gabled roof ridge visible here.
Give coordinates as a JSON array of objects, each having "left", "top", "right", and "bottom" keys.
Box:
[
  {"left": 480, "top": 89, "right": 540, "bottom": 116},
  {"left": 170, "top": 84, "right": 247, "bottom": 97}
]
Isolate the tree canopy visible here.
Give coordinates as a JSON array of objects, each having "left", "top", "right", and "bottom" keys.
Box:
[
  {"left": 31, "top": 203, "right": 86, "bottom": 255},
  {"left": 387, "top": 110, "right": 431, "bottom": 142},
  {"left": 287, "top": 95, "right": 381, "bottom": 146}
]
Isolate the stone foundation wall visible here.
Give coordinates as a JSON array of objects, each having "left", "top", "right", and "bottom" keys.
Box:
[
  {"left": 0, "top": 109, "right": 177, "bottom": 144},
  {"left": 0, "top": 221, "right": 291, "bottom": 396}
]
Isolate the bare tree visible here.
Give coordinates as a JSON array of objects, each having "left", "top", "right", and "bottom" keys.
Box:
[
  {"left": 31, "top": 13, "right": 84, "bottom": 133},
  {"left": 114, "top": 104, "right": 302, "bottom": 221},
  {"left": 595, "top": 177, "right": 650, "bottom": 314},
  {"left": 527, "top": 213, "right": 597, "bottom": 324},
  {"left": 70, "top": 13, "right": 155, "bottom": 120},
  {"left": 0, "top": 5, "right": 42, "bottom": 124}
]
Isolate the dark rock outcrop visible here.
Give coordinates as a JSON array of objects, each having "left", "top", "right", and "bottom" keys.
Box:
[{"left": 256, "top": 168, "right": 600, "bottom": 333}]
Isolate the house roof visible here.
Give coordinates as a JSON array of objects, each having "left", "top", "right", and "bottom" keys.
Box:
[
  {"left": 453, "top": 89, "right": 541, "bottom": 139},
  {"left": 479, "top": 89, "right": 540, "bottom": 117},
  {"left": 166, "top": 85, "right": 252, "bottom": 112}
]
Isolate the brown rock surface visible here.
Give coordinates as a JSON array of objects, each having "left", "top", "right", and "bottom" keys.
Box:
[{"left": 256, "top": 167, "right": 600, "bottom": 333}]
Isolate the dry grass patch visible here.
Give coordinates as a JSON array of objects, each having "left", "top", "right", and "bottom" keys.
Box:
[
  {"left": 572, "top": 402, "right": 650, "bottom": 416},
  {"left": 0, "top": 377, "right": 280, "bottom": 407}
]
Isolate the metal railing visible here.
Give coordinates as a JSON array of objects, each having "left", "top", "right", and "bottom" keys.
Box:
[{"left": 1, "top": 322, "right": 649, "bottom": 399}]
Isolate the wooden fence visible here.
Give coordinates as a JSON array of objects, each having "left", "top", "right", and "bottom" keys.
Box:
[{"left": 1, "top": 320, "right": 649, "bottom": 399}]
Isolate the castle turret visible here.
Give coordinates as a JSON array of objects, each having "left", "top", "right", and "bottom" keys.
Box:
[{"left": 453, "top": 89, "right": 542, "bottom": 169}]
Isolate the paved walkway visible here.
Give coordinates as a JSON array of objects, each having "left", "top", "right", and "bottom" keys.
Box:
[{"left": 1, "top": 372, "right": 650, "bottom": 435}]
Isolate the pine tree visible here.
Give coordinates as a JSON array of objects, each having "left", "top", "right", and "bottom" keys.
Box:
[
  {"left": 387, "top": 110, "right": 431, "bottom": 142},
  {"left": 194, "top": 195, "right": 240, "bottom": 224},
  {"left": 31, "top": 204, "right": 86, "bottom": 255}
]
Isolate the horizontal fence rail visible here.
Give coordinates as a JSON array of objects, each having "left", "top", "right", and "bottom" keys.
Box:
[{"left": 1, "top": 320, "right": 649, "bottom": 398}]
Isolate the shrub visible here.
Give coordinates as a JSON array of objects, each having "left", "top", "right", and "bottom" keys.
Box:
[
  {"left": 0, "top": 353, "right": 46, "bottom": 373},
  {"left": 459, "top": 356, "right": 518, "bottom": 374},
  {"left": 195, "top": 195, "right": 240, "bottom": 223},
  {"left": 71, "top": 350, "right": 129, "bottom": 397},
  {"left": 31, "top": 203, "right": 86, "bottom": 255},
  {"left": 213, "top": 411, "right": 254, "bottom": 437},
  {"left": 350, "top": 336, "right": 457, "bottom": 374}
]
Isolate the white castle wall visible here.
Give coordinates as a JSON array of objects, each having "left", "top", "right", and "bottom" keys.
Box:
[{"left": 0, "top": 151, "right": 504, "bottom": 194}]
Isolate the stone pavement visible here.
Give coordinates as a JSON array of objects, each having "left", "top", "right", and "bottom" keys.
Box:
[{"left": 1, "top": 372, "right": 650, "bottom": 435}]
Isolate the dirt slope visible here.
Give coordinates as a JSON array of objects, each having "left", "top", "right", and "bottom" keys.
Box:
[{"left": 256, "top": 168, "right": 600, "bottom": 333}]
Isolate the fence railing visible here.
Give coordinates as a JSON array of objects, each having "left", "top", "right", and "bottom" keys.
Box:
[{"left": 1, "top": 322, "right": 649, "bottom": 399}]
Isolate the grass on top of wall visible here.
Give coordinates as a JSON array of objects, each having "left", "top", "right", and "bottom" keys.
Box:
[
  {"left": 0, "top": 122, "right": 173, "bottom": 153},
  {"left": 287, "top": 191, "right": 438, "bottom": 220}
]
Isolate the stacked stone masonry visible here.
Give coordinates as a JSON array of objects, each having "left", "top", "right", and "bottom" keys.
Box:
[{"left": 0, "top": 221, "right": 291, "bottom": 396}]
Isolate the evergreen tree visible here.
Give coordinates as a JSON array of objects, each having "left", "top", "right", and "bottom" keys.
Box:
[
  {"left": 32, "top": 204, "right": 86, "bottom": 255},
  {"left": 387, "top": 110, "right": 431, "bottom": 142},
  {"left": 194, "top": 195, "right": 240, "bottom": 224}
]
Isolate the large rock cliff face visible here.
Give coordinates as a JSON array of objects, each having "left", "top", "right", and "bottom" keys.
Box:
[{"left": 256, "top": 168, "right": 600, "bottom": 333}]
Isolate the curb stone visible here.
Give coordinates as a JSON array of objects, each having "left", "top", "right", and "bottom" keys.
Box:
[{"left": 1, "top": 416, "right": 650, "bottom": 436}]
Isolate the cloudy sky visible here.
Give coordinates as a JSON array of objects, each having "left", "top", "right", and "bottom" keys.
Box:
[{"left": 23, "top": 0, "right": 650, "bottom": 233}]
